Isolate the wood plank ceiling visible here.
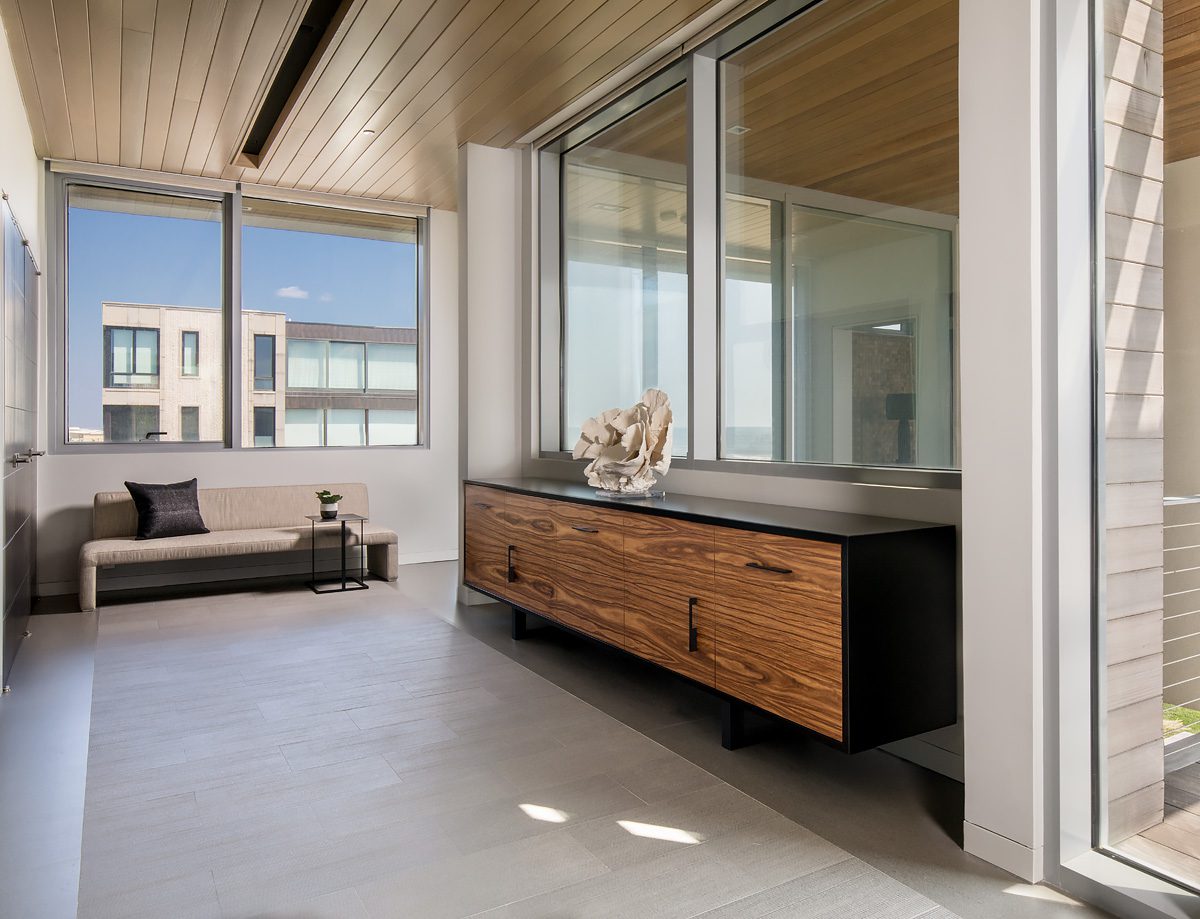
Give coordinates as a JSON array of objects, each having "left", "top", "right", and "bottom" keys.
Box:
[
  {"left": 0, "top": 0, "right": 731, "bottom": 210},
  {"left": 1167, "top": 0, "right": 1200, "bottom": 163}
]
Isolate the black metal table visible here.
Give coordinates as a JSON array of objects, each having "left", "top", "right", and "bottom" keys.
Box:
[{"left": 306, "top": 513, "right": 369, "bottom": 594}]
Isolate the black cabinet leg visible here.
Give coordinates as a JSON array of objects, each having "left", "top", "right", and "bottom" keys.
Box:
[
  {"left": 722, "top": 699, "right": 747, "bottom": 750},
  {"left": 511, "top": 608, "right": 528, "bottom": 641}
]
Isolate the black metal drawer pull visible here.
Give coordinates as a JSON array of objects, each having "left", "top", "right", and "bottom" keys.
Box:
[
  {"left": 746, "top": 561, "right": 793, "bottom": 575},
  {"left": 571, "top": 525, "right": 599, "bottom": 534},
  {"left": 507, "top": 545, "right": 517, "bottom": 583},
  {"left": 687, "top": 597, "right": 699, "bottom": 652}
]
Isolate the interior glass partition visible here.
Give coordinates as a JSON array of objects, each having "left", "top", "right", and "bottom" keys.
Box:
[
  {"left": 560, "top": 85, "right": 689, "bottom": 454},
  {"left": 718, "top": 0, "right": 959, "bottom": 470}
]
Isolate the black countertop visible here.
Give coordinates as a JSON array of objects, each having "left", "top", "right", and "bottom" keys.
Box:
[{"left": 465, "top": 477, "right": 953, "bottom": 542}]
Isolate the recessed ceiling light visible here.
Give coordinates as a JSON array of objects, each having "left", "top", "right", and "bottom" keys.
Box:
[
  {"left": 591, "top": 203, "right": 628, "bottom": 213},
  {"left": 727, "top": 124, "right": 751, "bottom": 135}
]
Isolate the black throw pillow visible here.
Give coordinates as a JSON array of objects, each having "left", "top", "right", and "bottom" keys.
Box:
[{"left": 124, "top": 479, "right": 210, "bottom": 540}]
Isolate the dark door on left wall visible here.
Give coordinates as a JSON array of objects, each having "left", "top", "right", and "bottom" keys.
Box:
[{"left": 2, "top": 199, "right": 39, "bottom": 689}]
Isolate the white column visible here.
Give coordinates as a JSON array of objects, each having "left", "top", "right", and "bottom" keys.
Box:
[{"left": 959, "top": 0, "right": 1048, "bottom": 882}]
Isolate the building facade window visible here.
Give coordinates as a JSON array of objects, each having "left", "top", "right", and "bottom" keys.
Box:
[
  {"left": 181, "top": 330, "right": 199, "bottom": 377},
  {"left": 253, "top": 406, "right": 275, "bottom": 447},
  {"left": 59, "top": 180, "right": 425, "bottom": 450},
  {"left": 180, "top": 406, "right": 199, "bottom": 442},
  {"left": 104, "top": 327, "right": 160, "bottom": 389},
  {"left": 253, "top": 334, "right": 275, "bottom": 391},
  {"left": 103, "top": 405, "right": 160, "bottom": 442}
]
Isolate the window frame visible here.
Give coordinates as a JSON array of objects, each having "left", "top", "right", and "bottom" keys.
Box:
[
  {"left": 48, "top": 169, "right": 431, "bottom": 454},
  {"left": 532, "top": 0, "right": 961, "bottom": 490}
]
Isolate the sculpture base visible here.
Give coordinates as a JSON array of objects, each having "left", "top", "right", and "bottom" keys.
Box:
[{"left": 593, "top": 489, "right": 666, "bottom": 501}]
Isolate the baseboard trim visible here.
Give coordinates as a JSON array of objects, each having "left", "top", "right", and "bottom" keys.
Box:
[
  {"left": 38, "top": 550, "right": 458, "bottom": 597},
  {"left": 963, "top": 820, "right": 1043, "bottom": 882}
]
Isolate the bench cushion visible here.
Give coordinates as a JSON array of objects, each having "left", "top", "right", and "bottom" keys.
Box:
[{"left": 80, "top": 523, "right": 397, "bottom": 568}]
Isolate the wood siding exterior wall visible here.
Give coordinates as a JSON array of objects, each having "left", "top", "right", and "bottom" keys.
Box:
[{"left": 1104, "top": 0, "right": 1167, "bottom": 843}]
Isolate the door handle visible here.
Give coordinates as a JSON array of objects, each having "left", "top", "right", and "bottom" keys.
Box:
[
  {"left": 28, "top": 450, "right": 44, "bottom": 458},
  {"left": 506, "top": 545, "right": 517, "bottom": 583},
  {"left": 571, "top": 525, "right": 599, "bottom": 534},
  {"left": 746, "top": 561, "right": 793, "bottom": 576},
  {"left": 687, "top": 597, "right": 699, "bottom": 652},
  {"left": 10, "top": 453, "right": 30, "bottom": 466}
]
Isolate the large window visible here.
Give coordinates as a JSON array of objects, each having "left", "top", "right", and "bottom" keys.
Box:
[
  {"left": 559, "top": 85, "right": 689, "bottom": 454},
  {"left": 719, "top": 4, "right": 957, "bottom": 469},
  {"left": 539, "top": 0, "right": 959, "bottom": 477},
  {"left": 60, "top": 181, "right": 424, "bottom": 450},
  {"left": 67, "top": 185, "right": 223, "bottom": 443},
  {"left": 241, "top": 198, "right": 420, "bottom": 448}
]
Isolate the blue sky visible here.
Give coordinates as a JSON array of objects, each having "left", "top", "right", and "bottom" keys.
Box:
[{"left": 67, "top": 207, "right": 418, "bottom": 430}]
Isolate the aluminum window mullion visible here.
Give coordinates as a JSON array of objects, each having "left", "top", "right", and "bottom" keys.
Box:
[
  {"left": 226, "top": 187, "right": 242, "bottom": 450},
  {"left": 689, "top": 53, "right": 719, "bottom": 462}
]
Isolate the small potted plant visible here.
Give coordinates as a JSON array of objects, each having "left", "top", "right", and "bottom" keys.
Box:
[{"left": 315, "top": 490, "right": 343, "bottom": 519}]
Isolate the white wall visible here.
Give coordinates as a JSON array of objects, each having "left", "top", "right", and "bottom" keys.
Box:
[
  {"left": 0, "top": 15, "right": 40, "bottom": 259},
  {"left": 459, "top": 143, "right": 524, "bottom": 482},
  {"left": 1165, "top": 155, "right": 1200, "bottom": 498},
  {"left": 36, "top": 208, "right": 459, "bottom": 595}
]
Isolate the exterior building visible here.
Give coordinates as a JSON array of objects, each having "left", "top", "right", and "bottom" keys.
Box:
[{"left": 101, "top": 303, "right": 418, "bottom": 447}]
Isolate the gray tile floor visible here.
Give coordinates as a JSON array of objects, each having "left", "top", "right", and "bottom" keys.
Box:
[{"left": 5, "top": 563, "right": 1113, "bottom": 918}]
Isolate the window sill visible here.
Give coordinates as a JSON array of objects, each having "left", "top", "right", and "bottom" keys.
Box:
[{"left": 536, "top": 451, "right": 961, "bottom": 490}]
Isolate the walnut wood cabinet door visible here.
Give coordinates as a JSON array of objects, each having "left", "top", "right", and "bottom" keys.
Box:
[
  {"left": 500, "top": 492, "right": 559, "bottom": 613},
  {"left": 545, "top": 502, "right": 625, "bottom": 646},
  {"left": 624, "top": 514, "right": 717, "bottom": 687},
  {"left": 463, "top": 485, "right": 510, "bottom": 596},
  {"left": 713, "top": 529, "right": 845, "bottom": 741}
]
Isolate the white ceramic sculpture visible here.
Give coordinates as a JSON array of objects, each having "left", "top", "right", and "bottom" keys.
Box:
[{"left": 572, "top": 389, "right": 674, "bottom": 494}]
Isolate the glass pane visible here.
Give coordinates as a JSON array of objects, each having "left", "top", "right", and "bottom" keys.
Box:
[
  {"left": 720, "top": 0, "right": 957, "bottom": 470},
  {"left": 253, "top": 334, "right": 275, "bottom": 390},
  {"left": 181, "top": 331, "right": 199, "bottom": 376},
  {"left": 286, "top": 339, "right": 326, "bottom": 388},
  {"left": 241, "top": 198, "right": 420, "bottom": 448},
  {"left": 284, "top": 408, "right": 324, "bottom": 447},
  {"left": 253, "top": 406, "right": 275, "bottom": 447},
  {"left": 723, "top": 195, "right": 780, "bottom": 460},
  {"left": 180, "top": 406, "right": 199, "bottom": 442},
  {"left": 67, "top": 185, "right": 223, "bottom": 443},
  {"left": 328, "top": 342, "right": 365, "bottom": 390},
  {"left": 327, "top": 408, "right": 365, "bottom": 446},
  {"left": 561, "top": 85, "right": 689, "bottom": 453},
  {"left": 366, "top": 342, "right": 417, "bottom": 391},
  {"left": 369, "top": 409, "right": 417, "bottom": 446}
]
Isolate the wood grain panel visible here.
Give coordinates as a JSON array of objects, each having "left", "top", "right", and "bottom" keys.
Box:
[
  {"left": 1166, "top": 0, "right": 1200, "bottom": 161},
  {"left": 623, "top": 513, "right": 717, "bottom": 687},
  {"left": 498, "top": 491, "right": 559, "bottom": 612},
  {"left": 544, "top": 501, "right": 625, "bottom": 646},
  {"left": 462, "top": 484, "right": 508, "bottom": 595},
  {"left": 714, "top": 529, "right": 844, "bottom": 740}
]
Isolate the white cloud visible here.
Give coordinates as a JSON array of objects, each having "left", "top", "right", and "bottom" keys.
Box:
[{"left": 275, "top": 285, "right": 309, "bottom": 300}]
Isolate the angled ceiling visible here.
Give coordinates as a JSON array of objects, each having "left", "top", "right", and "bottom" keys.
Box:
[{"left": 0, "top": 0, "right": 730, "bottom": 210}]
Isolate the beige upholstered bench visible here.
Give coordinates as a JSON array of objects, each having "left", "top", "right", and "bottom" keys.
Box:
[{"left": 78, "top": 482, "right": 398, "bottom": 612}]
